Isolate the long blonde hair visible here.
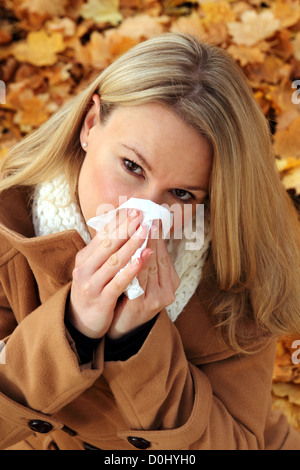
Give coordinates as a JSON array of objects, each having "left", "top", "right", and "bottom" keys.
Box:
[{"left": 1, "top": 33, "right": 299, "bottom": 352}]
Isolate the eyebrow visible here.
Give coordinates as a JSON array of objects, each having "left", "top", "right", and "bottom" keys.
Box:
[
  {"left": 120, "top": 142, "right": 208, "bottom": 193},
  {"left": 120, "top": 143, "right": 153, "bottom": 172}
]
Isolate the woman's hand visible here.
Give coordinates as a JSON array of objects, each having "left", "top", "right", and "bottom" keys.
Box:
[
  {"left": 66, "top": 210, "right": 180, "bottom": 340},
  {"left": 107, "top": 222, "right": 180, "bottom": 339}
]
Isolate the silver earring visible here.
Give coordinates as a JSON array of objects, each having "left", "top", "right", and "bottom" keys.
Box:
[{"left": 82, "top": 142, "right": 87, "bottom": 149}]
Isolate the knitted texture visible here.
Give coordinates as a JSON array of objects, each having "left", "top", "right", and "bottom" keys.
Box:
[{"left": 32, "top": 176, "right": 211, "bottom": 322}]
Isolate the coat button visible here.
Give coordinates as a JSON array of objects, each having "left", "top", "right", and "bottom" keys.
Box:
[
  {"left": 28, "top": 420, "right": 53, "bottom": 434},
  {"left": 127, "top": 436, "right": 151, "bottom": 449}
]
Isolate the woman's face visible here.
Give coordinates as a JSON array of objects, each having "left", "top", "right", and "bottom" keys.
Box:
[{"left": 78, "top": 95, "right": 212, "bottom": 237}]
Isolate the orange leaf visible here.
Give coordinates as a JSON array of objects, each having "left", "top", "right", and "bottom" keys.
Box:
[
  {"left": 13, "top": 30, "right": 66, "bottom": 67},
  {"left": 273, "top": 116, "right": 300, "bottom": 159}
]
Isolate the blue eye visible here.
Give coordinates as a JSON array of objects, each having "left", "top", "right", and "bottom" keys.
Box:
[{"left": 123, "top": 158, "right": 143, "bottom": 175}]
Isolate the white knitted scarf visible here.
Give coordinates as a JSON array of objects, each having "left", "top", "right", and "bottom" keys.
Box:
[{"left": 32, "top": 175, "right": 211, "bottom": 322}]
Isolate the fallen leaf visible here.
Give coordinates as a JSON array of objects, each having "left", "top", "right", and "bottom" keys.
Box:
[
  {"left": 272, "top": 383, "right": 300, "bottom": 406},
  {"left": 80, "top": 0, "right": 123, "bottom": 26},
  {"left": 13, "top": 30, "right": 66, "bottom": 67},
  {"left": 116, "top": 13, "right": 169, "bottom": 40},
  {"left": 0, "top": 147, "right": 9, "bottom": 160},
  {"left": 228, "top": 9, "right": 280, "bottom": 47},
  {"left": 227, "top": 44, "right": 265, "bottom": 66},
  {"left": 73, "top": 31, "right": 110, "bottom": 70},
  {"left": 272, "top": 0, "right": 300, "bottom": 29},
  {"left": 272, "top": 396, "right": 300, "bottom": 432},
  {"left": 247, "top": 55, "right": 291, "bottom": 85},
  {"left": 293, "top": 32, "right": 300, "bottom": 61},
  {"left": 170, "top": 11, "right": 207, "bottom": 42},
  {"left": 276, "top": 157, "right": 300, "bottom": 173},
  {"left": 200, "top": 1, "right": 236, "bottom": 26},
  {"left": 273, "top": 115, "right": 300, "bottom": 159},
  {"left": 281, "top": 166, "right": 300, "bottom": 195}
]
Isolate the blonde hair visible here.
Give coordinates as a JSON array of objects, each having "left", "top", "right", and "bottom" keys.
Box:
[{"left": 1, "top": 33, "right": 299, "bottom": 353}]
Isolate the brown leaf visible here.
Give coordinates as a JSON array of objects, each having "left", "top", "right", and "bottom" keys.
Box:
[{"left": 273, "top": 115, "right": 300, "bottom": 159}]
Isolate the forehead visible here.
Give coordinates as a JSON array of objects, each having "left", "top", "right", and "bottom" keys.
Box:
[{"left": 101, "top": 103, "right": 212, "bottom": 178}]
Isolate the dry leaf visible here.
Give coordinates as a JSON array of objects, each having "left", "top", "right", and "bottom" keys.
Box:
[
  {"left": 272, "top": 0, "right": 300, "bottom": 29},
  {"left": 273, "top": 115, "right": 300, "bottom": 159},
  {"left": 293, "top": 32, "right": 300, "bottom": 61},
  {"left": 170, "top": 11, "right": 207, "bottom": 42},
  {"left": 272, "top": 383, "right": 300, "bottom": 406},
  {"left": 73, "top": 31, "right": 110, "bottom": 70},
  {"left": 281, "top": 167, "right": 300, "bottom": 195},
  {"left": 228, "top": 10, "right": 280, "bottom": 47},
  {"left": 227, "top": 44, "right": 265, "bottom": 66},
  {"left": 13, "top": 30, "right": 66, "bottom": 67},
  {"left": 80, "top": 0, "right": 123, "bottom": 26},
  {"left": 272, "top": 396, "right": 300, "bottom": 432},
  {"left": 200, "top": 1, "right": 236, "bottom": 26},
  {"left": 11, "top": 89, "right": 50, "bottom": 130},
  {"left": 116, "top": 13, "right": 169, "bottom": 40},
  {"left": 0, "top": 147, "right": 9, "bottom": 160}
]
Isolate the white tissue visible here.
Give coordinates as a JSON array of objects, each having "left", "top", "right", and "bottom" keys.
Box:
[{"left": 87, "top": 198, "right": 173, "bottom": 299}]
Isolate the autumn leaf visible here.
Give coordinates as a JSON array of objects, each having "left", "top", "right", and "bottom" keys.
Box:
[
  {"left": 116, "top": 13, "right": 169, "bottom": 40},
  {"left": 273, "top": 115, "right": 300, "bottom": 160},
  {"left": 12, "top": 30, "right": 66, "bottom": 67},
  {"left": 272, "top": 0, "right": 300, "bottom": 29},
  {"left": 227, "top": 44, "right": 265, "bottom": 66},
  {"left": 80, "top": 0, "right": 123, "bottom": 26},
  {"left": 200, "top": 1, "right": 236, "bottom": 26},
  {"left": 228, "top": 10, "right": 280, "bottom": 47},
  {"left": 170, "top": 11, "right": 207, "bottom": 41},
  {"left": 293, "top": 32, "right": 300, "bottom": 61}
]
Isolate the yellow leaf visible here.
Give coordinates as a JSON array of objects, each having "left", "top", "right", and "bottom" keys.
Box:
[
  {"left": 281, "top": 167, "right": 300, "bottom": 195},
  {"left": 0, "top": 147, "right": 9, "bottom": 160},
  {"left": 13, "top": 30, "right": 65, "bottom": 67},
  {"left": 272, "top": 0, "right": 300, "bottom": 29},
  {"left": 272, "top": 383, "right": 300, "bottom": 406},
  {"left": 80, "top": 0, "right": 123, "bottom": 26},
  {"left": 200, "top": 1, "right": 236, "bottom": 26},
  {"left": 228, "top": 9, "right": 280, "bottom": 47},
  {"left": 293, "top": 32, "right": 300, "bottom": 61},
  {"left": 276, "top": 157, "right": 300, "bottom": 173}
]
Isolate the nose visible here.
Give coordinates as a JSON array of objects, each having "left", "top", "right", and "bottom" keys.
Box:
[{"left": 134, "top": 187, "right": 164, "bottom": 206}]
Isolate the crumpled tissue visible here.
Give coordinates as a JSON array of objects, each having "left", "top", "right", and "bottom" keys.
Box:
[{"left": 87, "top": 198, "right": 173, "bottom": 299}]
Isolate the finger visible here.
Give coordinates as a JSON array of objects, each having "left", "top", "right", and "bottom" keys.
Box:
[
  {"left": 77, "top": 210, "right": 142, "bottom": 277},
  {"left": 100, "top": 255, "right": 144, "bottom": 310},
  {"left": 137, "top": 248, "right": 154, "bottom": 290},
  {"left": 88, "top": 224, "right": 148, "bottom": 295},
  {"left": 156, "top": 238, "right": 172, "bottom": 288}
]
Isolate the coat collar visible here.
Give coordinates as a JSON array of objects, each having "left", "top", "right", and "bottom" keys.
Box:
[{"left": 0, "top": 186, "right": 86, "bottom": 286}]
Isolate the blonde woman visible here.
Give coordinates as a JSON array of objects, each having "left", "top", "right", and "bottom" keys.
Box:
[{"left": 0, "top": 33, "right": 300, "bottom": 451}]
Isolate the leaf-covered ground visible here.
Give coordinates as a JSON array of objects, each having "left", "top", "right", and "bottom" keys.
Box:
[{"left": 0, "top": 0, "right": 300, "bottom": 434}]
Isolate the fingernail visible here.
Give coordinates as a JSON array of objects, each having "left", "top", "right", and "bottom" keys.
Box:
[
  {"left": 131, "top": 257, "right": 142, "bottom": 268},
  {"left": 133, "top": 225, "right": 147, "bottom": 239},
  {"left": 128, "top": 209, "right": 139, "bottom": 219},
  {"left": 146, "top": 250, "right": 154, "bottom": 260}
]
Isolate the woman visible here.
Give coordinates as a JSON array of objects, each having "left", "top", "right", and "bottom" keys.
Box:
[{"left": 0, "top": 33, "right": 300, "bottom": 450}]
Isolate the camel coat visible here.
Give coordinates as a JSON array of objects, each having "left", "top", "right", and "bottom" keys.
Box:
[{"left": 0, "top": 186, "right": 299, "bottom": 451}]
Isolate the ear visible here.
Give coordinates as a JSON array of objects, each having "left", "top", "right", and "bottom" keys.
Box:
[{"left": 80, "top": 93, "right": 101, "bottom": 146}]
